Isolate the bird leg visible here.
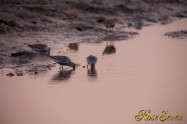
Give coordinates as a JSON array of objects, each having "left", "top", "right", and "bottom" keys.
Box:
[
  {"left": 106, "top": 41, "right": 109, "bottom": 46},
  {"left": 91, "top": 64, "right": 95, "bottom": 70},
  {"left": 61, "top": 65, "right": 63, "bottom": 71},
  {"left": 59, "top": 65, "right": 63, "bottom": 71},
  {"left": 105, "top": 28, "right": 110, "bottom": 34}
]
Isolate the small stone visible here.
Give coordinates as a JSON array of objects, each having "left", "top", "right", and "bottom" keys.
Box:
[
  {"left": 32, "top": 21, "right": 37, "bottom": 24},
  {"left": 76, "top": 26, "right": 83, "bottom": 31},
  {"left": 6, "top": 72, "right": 14, "bottom": 77},
  {"left": 17, "top": 71, "right": 23, "bottom": 76}
]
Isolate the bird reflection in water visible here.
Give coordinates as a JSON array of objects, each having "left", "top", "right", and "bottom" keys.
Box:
[
  {"left": 51, "top": 69, "right": 75, "bottom": 83},
  {"left": 87, "top": 68, "right": 97, "bottom": 81},
  {"left": 103, "top": 41, "right": 116, "bottom": 54}
]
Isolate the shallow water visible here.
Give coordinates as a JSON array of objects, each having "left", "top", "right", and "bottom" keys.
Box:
[{"left": 0, "top": 19, "right": 187, "bottom": 124}]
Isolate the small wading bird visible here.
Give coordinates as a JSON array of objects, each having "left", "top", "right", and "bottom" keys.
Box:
[
  {"left": 103, "top": 19, "right": 115, "bottom": 33},
  {"left": 87, "top": 55, "right": 97, "bottom": 69},
  {"left": 49, "top": 55, "right": 77, "bottom": 70},
  {"left": 28, "top": 43, "right": 50, "bottom": 55}
]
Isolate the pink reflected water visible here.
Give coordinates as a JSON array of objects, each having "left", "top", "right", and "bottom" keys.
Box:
[{"left": 0, "top": 19, "right": 187, "bottom": 124}]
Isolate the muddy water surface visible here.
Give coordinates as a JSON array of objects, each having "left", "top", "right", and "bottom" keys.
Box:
[{"left": 0, "top": 19, "right": 187, "bottom": 124}]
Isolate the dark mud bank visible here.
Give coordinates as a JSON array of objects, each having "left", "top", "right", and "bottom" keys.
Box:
[{"left": 0, "top": 0, "right": 187, "bottom": 75}]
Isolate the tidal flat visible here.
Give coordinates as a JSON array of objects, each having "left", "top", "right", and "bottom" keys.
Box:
[{"left": 0, "top": 0, "right": 187, "bottom": 124}]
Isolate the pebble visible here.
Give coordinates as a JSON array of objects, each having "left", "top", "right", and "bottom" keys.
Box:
[{"left": 6, "top": 72, "right": 14, "bottom": 77}]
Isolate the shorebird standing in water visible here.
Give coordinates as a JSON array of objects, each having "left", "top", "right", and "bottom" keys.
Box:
[
  {"left": 28, "top": 43, "right": 50, "bottom": 55},
  {"left": 103, "top": 19, "right": 115, "bottom": 33},
  {"left": 87, "top": 55, "right": 97, "bottom": 69},
  {"left": 49, "top": 55, "right": 76, "bottom": 70}
]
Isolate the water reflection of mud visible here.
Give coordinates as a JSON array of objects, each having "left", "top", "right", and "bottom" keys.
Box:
[
  {"left": 165, "top": 30, "right": 187, "bottom": 39},
  {"left": 50, "top": 69, "right": 75, "bottom": 83},
  {"left": 87, "top": 68, "right": 97, "bottom": 81}
]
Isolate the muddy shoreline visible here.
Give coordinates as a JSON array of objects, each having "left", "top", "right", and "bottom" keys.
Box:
[{"left": 0, "top": 0, "right": 187, "bottom": 75}]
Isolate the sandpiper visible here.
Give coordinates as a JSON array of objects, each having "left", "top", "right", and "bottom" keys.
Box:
[
  {"left": 49, "top": 55, "right": 76, "bottom": 70},
  {"left": 103, "top": 19, "right": 115, "bottom": 33},
  {"left": 87, "top": 55, "right": 97, "bottom": 69},
  {"left": 28, "top": 43, "right": 50, "bottom": 55}
]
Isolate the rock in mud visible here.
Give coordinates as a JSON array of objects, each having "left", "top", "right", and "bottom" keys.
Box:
[
  {"left": 174, "top": 11, "right": 187, "bottom": 18},
  {"left": 75, "top": 24, "right": 94, "bottom": 31},
  {"left": 0, "top": 19, "right": 17, "bottom": 27},
  {"left": 95, "top": 16, "right": 106, "bottom": 23},
  {"left": 6, "top": 72, "right": 14, "bottom": 77},
  {"left": 115, "top": 4, "right": 135, "bottom": 14},
  {"left": 0, "top": 25, "right": 8, "bottom": 33},
  {"left": 16, "top": 70, "right": 24, "bottom": 76},
  {"left": 68, "top": 43, "right": 79, "bottom": 50},
  {"left": 11, "top": 51, "right": 35, "bottom": 57}
]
